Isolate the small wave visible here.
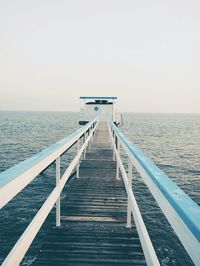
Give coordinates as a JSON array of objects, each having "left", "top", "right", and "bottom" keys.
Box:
[{"left": 22, "top": 256, "right": 36, "bottom": 266}]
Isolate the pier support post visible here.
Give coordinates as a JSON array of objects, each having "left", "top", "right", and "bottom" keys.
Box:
[
  {"left": 76, "top": 139, "right": 80, "bottom": 178},
  {"left": 127, "top": 159, "right": 133, "bottom": 228},
  {"left": 56, "top": 156, "right": 61, "bottom": 227}
]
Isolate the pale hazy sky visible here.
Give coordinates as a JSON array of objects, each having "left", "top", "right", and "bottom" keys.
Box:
[{"left": 0, "top": 0, "right": 200, "bottom": 112}]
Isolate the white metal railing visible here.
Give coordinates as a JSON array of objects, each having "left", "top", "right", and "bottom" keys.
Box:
[
  {"left": 107, "top": 121, "right": 160, "bottom": 266},
  {"left": 0, "top": 116, "right": 99, "bottom": 265},
  {"left": 108, "top": 120, "right": 200, "bottom": 266}
]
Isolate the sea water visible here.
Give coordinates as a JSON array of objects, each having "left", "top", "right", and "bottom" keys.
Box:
[{"left": 0, "top": 112, "right": 199, "bottom": 265}]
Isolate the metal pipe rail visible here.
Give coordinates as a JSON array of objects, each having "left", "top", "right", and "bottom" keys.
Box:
[
  {"left": 0, "top": 116, "right": 99, "bottom": 266},
  {"left": 107, "top": 121, "right": 160, "bottom": 266},
  {"left": 108, "top": 120, "right": 200, "bottom": 266}
]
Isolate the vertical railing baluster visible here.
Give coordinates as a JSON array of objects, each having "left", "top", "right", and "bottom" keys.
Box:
[
  {"left": 127, "top": 158, "right": 133, "bottom": 228},
  {"left": 91, "top": 123, "right": 94, "bottom": 143},
  {"left": 112, "top": 133, "right": 116, "bottom": 161},
  {"left": 116, "top": 140, "right": 120, "bottom": 180},
  {"left": 56, "top": 156, "right": 61, "bottom": 227},
  {"left": 83, "top": 132, "right": 86, "bottom": 159},
  {"left": 76, "top": 139, "right": 80, "bottom": 178},
  {"left": 88, "top": 127, "right": 91, "bottom": 148}
]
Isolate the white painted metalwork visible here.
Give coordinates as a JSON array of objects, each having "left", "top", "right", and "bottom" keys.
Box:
[
  {"left": 82, "top": 133, "right": 86, "bottom": 160},
  {"left": 116, "top": 141, "right": 120, "bottom": 180},
  {"left": 108, "top": 122, "right": 160, "bottom": 266},
  {"left": 112, "top": 135, "right": 116, "bottom": 161},
  {"left": 56, "top": 156, "right": 61, "bottom": 227},
  {"left": 1, "top": 114, "right": 199, "bottom": 266},
  {"left": 108, "top": 120, "right": 200, "bottom": 266},
  {"left": 0, "top": 117, "right": 99, "bottom": 266},
  {"left": 127, "top": 159, "right": 132, "bottom": 228},
  {"left": 0, "top": 118, "right": 98, "bottom": 209},
  {"left": 76, "top": 139, "right": 80, "bottom": 178}
]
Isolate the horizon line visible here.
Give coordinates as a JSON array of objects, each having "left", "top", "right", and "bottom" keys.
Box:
[{"left": 0, "top": 110, "right": 200, "bottom": 115}]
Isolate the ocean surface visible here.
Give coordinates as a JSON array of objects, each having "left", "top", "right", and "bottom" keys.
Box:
[{"left": 0, "top": 111, "right": 199, "bottom": 265}]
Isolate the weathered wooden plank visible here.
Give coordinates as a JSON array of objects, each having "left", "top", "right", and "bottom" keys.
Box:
[{"left": 32, "top": 122, "right": 146, "bottom": 265}]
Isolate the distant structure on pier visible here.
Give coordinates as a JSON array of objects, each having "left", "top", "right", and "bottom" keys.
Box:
[{"left": 79, "top": 96, "right": 122, "bottom": 126}]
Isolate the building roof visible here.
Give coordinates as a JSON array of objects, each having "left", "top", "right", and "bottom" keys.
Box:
[{"left": 80, "top": 96, "right": 117, "bottom": 100}]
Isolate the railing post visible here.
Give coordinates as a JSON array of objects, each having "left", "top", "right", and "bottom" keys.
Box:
[
  {"left": 76, "top": 139, "right": 80, "bottom": 178},
  {"left": 88, "top": 128, "right": 91, "bottom": 148},
  {"left": 116, "top": 139, "right": 120, "bottom": 180},
  {"left": 91, "top": 124, "right": 94, "bottom": 143},
  {"left": 89, "top": 126, "right": 93, "bottom": 148},
  {"left": 56, "top": 156, "right": 61, "bottom": 227},
  {"left": 112, "top": 133, "right": 116, "bottom": 161},
  {"left": 127, "top": 159, "right": 133, "bottom": 228},
  {"left": 83, "top": 132, "right": 86, "bottom": 159},
  {"left": 82, "top": 133, "right": 85, "bottom": 159}
]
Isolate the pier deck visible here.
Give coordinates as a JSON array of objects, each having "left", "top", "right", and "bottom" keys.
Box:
[{"left": 33, "top": 122, "right": 146, "bottom": 265}]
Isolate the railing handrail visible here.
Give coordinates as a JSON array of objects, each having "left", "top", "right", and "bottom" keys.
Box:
[
  {"left": 0, "top": 117, "right": 98, "bottom": 209},
  {"left": 107, "top": 121, "right": 160, "bottom": 266},
  {"left": 109, "top": 120, "right": 200, "bottom": 266},
  {"left": 1, "top": 117, "right": 100, "bottom": 265}
]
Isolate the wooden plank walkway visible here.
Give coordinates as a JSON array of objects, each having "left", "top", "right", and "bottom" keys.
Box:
[{"left": 33, "top": 122, "right": 146, "bottom": 266}]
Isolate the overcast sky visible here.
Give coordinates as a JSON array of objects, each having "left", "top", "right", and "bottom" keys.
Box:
[{"left": 0, "top": 0, "right": 199, "bottom": 113}]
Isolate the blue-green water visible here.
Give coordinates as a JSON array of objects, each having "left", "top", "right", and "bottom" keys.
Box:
[{"left": 0, "top": 112, "right": 199, "bottom": 265}]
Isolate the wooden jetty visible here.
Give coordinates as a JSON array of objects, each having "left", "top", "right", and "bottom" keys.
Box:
[
  {"left": 0, "top": 110, "right": 200, "bottom": 265},
  {"left": 33, "top": 122, "right": 146, "bottom": 265}
]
